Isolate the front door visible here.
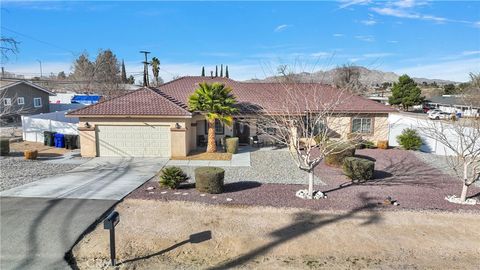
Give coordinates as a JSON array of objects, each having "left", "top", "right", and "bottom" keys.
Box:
[{"left": 234, "top": 121, "right": 250, "bottom": 144}]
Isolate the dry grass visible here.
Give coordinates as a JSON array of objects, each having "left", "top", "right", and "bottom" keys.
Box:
[
  {"left": 171, "top": 151, "right": 232, "bottom": 160},
  {"left": 72, "top": 200, "right": 480, "bottom": 270},
  {"left": 9, "top": 141, "right": 70, "bottom": 157}
]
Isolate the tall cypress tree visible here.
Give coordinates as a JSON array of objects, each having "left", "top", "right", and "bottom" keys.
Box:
[
  {"left": 225, "top": 65, "right": 229, "bottom": 78},
  {"left": 201, "top": 66, "right": 205, "bottom": 76},
  {"left": 215, "top": 65, "right": 218, "bottom": 77},
  {"left": 121, "top": 59, "right": 127, "bottom": 83},
  {"left": 220, "top": 64, "right": 223, "bottom": 77}
]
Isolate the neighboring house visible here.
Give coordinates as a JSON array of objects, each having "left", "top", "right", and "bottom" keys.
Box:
[
  {"left": 68, "top": 76, "right": 395, "bottom": 158},
  {"left": 426, "top": 95, "right": 479, "bottom": 117},
  {"left": 0, "top": 80, "right": 55, "bottom": 121}
]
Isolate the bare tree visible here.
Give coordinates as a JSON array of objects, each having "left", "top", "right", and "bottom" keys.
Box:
[
  {"left": 0, "top": 37, "right": 19, "bottom": 62},
  {"left": 420, "top": 118, "right": 480, "bottom": 204},
  {"left": 251, "top": 72, "right": 363, "bottom": 199},
  {"left": 333, "top": 64, "right": 366, "bottom": 94},
  {"left": 70, "top": 50, "right": 126, "bottom": 98}
]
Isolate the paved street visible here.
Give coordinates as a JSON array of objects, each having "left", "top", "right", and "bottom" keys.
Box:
[{"left": 0, "top": 157, "right": 167, "bottom": 269}]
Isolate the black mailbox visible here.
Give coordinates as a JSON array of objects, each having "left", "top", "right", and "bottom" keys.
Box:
[
  {"left": 103, "top": 211, "right": 120, "bottom": 266},
  {"left": 103, "top": 211, "right": 120, "bottom": 229}
]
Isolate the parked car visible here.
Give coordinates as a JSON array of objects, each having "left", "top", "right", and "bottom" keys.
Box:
[
  {"left": 428, "top": 111, "right": 451, "bottom": 120},
  {"left": 427, "top": 109, "right": 442, "bottom": 116}
]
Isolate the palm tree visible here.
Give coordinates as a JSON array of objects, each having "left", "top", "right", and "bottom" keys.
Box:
[
  {"left": 188, "top": 82, "right": 238, "bottom": 153},
  {"left": 151, "top": 57, "right": 160, "bottom": 86}
]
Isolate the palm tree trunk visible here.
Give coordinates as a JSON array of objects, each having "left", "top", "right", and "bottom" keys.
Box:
[{"left": 206, "top": 118, "right": 216, "bottom": 153}]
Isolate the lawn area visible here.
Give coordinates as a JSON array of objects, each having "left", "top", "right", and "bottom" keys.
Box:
[
  {"left": 9, "top": 141, "right": 70, "bottom": 157},
  {"left": 171, "top": 151, "right": 232, "bottom": 161},
  {"left": 72, "top": 200, "right": 480, "bottom": 269},
  {"left": 72, "top": 148, "right": 480, "bottom": 269}
]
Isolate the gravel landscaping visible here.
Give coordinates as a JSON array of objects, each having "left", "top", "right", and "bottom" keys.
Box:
[
  {"left": 0, "top": 156, "right": 82, "bottom": 191},
  {"left": 130, "top": 149, "right": 480, "bottom": 212},
  {"left": 177, "top": 149, "right": 323, "bottom": 185}
]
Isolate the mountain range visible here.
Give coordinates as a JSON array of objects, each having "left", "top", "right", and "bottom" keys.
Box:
[{"left": 247, "top": 66, "right": 458, "bottom": 86}]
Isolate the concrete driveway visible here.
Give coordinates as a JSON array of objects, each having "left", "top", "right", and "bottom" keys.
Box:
[
  {"left": 0, "top": 157, "right": 167, "bottom": 200},
  {"left": 0, "top": 157, "right": 167, "bottom": 270}
]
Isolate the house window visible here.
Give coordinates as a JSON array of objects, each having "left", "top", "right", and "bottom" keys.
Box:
[
  {"left": 33, "top": 98, "right": 42, "bottom": 108},
  {"left": 3, "top": 98, "right": 12, "bottom": 106},
  {"left": 204, "top": 119, "right": 224, "bottom": 135},
  {"left": 17, "top": 97, "right": 25, "bottom": 105},
  {"left": 352, "top": 118, "right": 372, "bottom": 133}
]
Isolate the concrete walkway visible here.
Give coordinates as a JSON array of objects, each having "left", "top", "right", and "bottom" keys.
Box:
[
  {"left": 166, "top": 148, "right": 251, "bottom": 167},
  {"left": 0, "top": 157, "right": 167, "bottom": 270},
  {"left": 0, "top": 157, "right": 167, "bottom": 200}
]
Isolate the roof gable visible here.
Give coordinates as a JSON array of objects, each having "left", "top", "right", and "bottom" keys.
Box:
[{"left": 0, "top": 80, "right": 55, "bottom": 95}]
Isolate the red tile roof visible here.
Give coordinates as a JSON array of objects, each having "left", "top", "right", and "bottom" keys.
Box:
[
  {"left": 69, "top": 76, "right": 395, "bottom": 117},
  {"left": 67, "top": 87, "right": 191, "bottom": 116}
]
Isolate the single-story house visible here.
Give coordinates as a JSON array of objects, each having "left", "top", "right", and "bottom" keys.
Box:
[
  {"left": 67, "top": 76, "right": 395, "bottom": 158},
  {"left": 1, "top": 80, "right": 55, "bottom": 121},
  {"left": 426, "top": 95, "right": 479, "bottom": 117}
]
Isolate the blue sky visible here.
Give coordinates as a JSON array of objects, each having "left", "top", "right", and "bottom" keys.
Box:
[{"left": 1, "top": 0, "right": 479, "bottom": 82}]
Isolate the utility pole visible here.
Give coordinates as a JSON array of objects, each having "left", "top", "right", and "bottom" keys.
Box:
[
  {"left": 139, "top": 51, "right": 151, "bottom": 86},
  {"left": 36, "top": 59, "right": 43, "bottom": 78}
]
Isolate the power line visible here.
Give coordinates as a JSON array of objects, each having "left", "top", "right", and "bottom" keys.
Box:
[{"left": 1, "top": 26, "right": 77, "bottom": 55}]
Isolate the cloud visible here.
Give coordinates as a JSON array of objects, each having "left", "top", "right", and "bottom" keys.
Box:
[
  {"left": 274, "top": 24, "right": 290, "bottom": 32},
  {"left": 338, "top": 0, "right": 371, "bottom": 9},
  {"left": 394, "top": 58, "right": 480, "bottom": 82},
  {"left": 333, "top": 33, "right": 345, "bottom": 37},
  {"left": 311, "top": 52, "right": 332, "bottom": 58},
  {"left": 462, "top": 50, "right": 480, "bottom": 56},
  {"left": 388, "top": 40, "right": 399, "bottom": 43},
  {"left": 363, "top": 53, "right": 394, "bottom": 58},
  {"left": 355, "top": 35, "right": 375, "bottom": 42},
  {"left": 360, "top": 19, "right": 377, "bottom": 25}
]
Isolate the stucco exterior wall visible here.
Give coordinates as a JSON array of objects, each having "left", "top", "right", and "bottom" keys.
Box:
[
  {"left": 77, "top": 117, "right": 191, "bottom": 157},
  {"left": 326, "top": 113, "right": 389, "bottom": 143}
]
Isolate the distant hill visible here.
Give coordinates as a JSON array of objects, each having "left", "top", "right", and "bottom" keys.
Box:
[{"left": 246, "top": 66, "right": 458, "bottom": 86}]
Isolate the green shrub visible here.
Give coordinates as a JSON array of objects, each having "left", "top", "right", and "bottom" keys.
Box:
[
  {"left": 226, "top": 137, "right": 239, "bottom": 154},
  {"left": 396, "top": 128, "right": 422, "bottom": 150},
  {"left": 0, "top": 137, "right": 9, "bottom": 156},
  {"left": 195, "top": 167, "right": 225, "bottom": 194},
  {"left": 325, "top": 143, "right": 356, "bottom": 167},
  {"left": 343, "top": 157, "right": 375, "bottom": 181},
  {"left": 314, "top": 134, "right": 329, "bottom": 145},
  {"left": 362, "top": 140, "right": 376, "bottom": 149},
  {"left": 159, "top": 166, "right": 188, "bottom": 189}
]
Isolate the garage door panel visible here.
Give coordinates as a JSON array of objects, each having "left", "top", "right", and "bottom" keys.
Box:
[{"left": 97, "top": 125, "right": 171, "bottom": 157}]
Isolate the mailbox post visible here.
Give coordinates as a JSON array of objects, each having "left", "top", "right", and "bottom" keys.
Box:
[{"left": 103, "top": 211, "right": 120, "bottom": 266}]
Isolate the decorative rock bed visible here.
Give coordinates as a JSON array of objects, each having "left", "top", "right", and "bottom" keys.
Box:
[{"left": 295, "top": 189, "right": 327, "bottom": 200}]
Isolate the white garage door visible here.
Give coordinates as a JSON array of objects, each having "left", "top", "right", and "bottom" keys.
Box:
[{"left": 97, "top": 125, "right": 171, "bottom": 157}]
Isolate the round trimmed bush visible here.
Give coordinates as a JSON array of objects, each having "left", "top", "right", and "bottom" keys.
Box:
[
  {"left": 343, "top": 157, "right": 375, "bottom": 182},
  {"left": 195, "top": 167, "right": 225, "bottom": 194},
  {"left": 325, "top": 143, "right": 356, "bottom": 167},
  {"left": 0, "top": 137, "right": 10, "bottom": 156},
  {"left": 396, "top": 128, "right": 422, "bottom": 150},
  {"left": 226, "top": 137, "right": 239, "bottom": 154},
  {"left": 159, "top": 166, "right": 188, "bottom": 189}
]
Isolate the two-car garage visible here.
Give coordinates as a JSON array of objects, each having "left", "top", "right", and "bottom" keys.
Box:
[{"left": 96, "top": 125, "right": 171, "bottom": 157}]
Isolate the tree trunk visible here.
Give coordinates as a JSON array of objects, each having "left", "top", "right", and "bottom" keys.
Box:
[
  {"left": 460, "top": 183, "right": 469, "bottom": 202},
  {"left": 206, "top": 118, "right": 216, "bottom": 153},
  {"left": 308, "top": 170, "right": 314, "bottom": 199},
  {"left": 460, "top": 163, "right": 469, "bottom": 202}
]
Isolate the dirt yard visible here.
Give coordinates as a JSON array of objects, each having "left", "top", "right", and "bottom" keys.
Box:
[
  {"left": 171, "top": 151, "right": 232, "bottom": 160},
  {"left": 72, "top": 200, "right": 480, "bottom": 269},
  {"left": 9, "top": 141, "right": 70, "bottom": 157}
]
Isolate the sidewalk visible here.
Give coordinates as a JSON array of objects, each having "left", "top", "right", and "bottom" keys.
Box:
[{"left": 166, "top": 148, "right": 251, "bottom": 167}]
